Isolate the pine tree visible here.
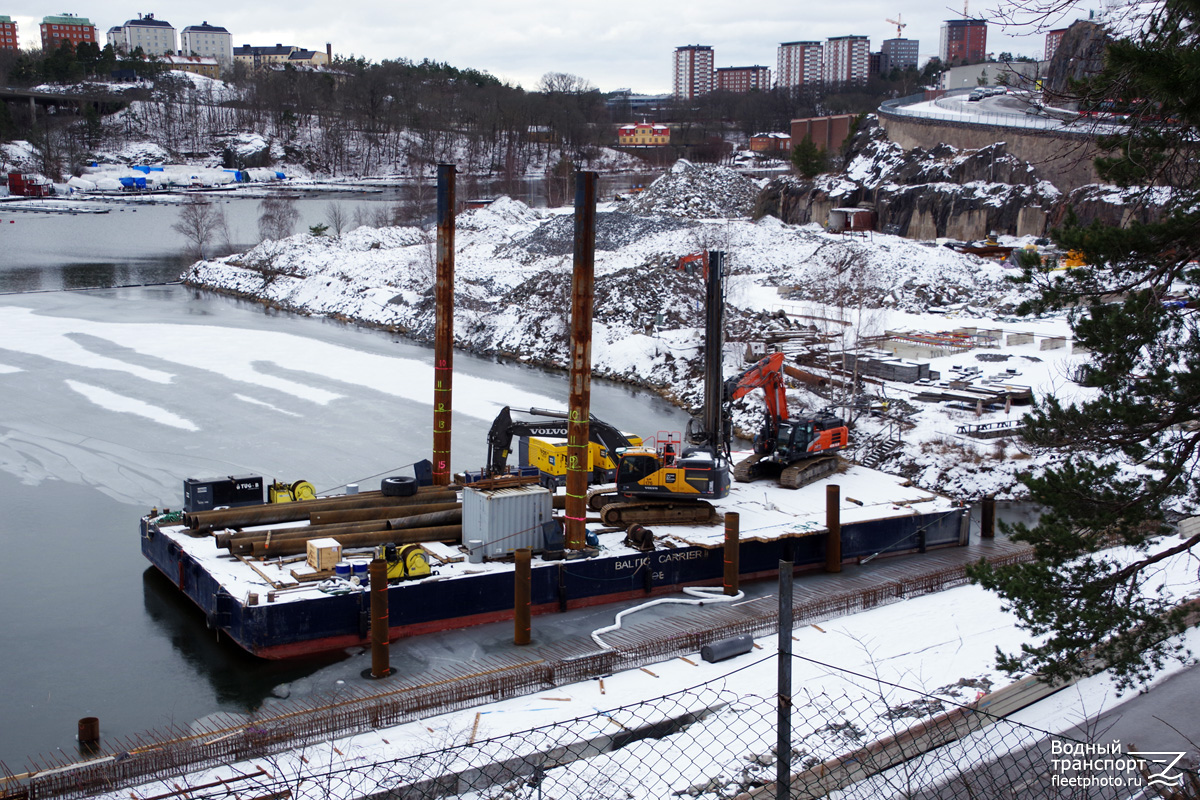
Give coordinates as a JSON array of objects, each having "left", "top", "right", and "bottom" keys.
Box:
[
  {"left": 968, "top": 0, "right": 1200, "bottom": 689},
  {"left": 790, "top": 135, "right": 826, "bottom": 179}
]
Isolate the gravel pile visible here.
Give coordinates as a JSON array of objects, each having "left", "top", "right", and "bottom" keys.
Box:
[
  {"left": 623, "top": 160, "right": 760, "bottom": 219},
  {"left": 503, "top": 211, "right": 695, "bottom": 258}
]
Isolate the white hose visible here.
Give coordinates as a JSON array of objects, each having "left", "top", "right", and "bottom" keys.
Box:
[{"left": 591, "top": 584, "right": 745, "bottom": 650}]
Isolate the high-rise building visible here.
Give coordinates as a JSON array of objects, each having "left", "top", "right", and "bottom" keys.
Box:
[
  {"left": 940, "top": 19, "right": 987, "bottom": 65},
  {"left": 0, "top": 16, "right": 18, "bottom": 51},
  {"left": 823, "top": 35, "right": 870, "bottom": 84},
  {"left": 1044, "top": 28, "right": 1068, "bottom": 60},
  {"left": 716, "top": 65, "right": 771, "bottom": 93},
  {"left": 39, "top": 13, "right": 97, "bottom": 51},
  {"left": 776, "top": 41, "right": 823, "bottom": 90},
  {"left": 880, "top": 38, "right": 920, "bottom": 71},
  {"left": 674, "top": 45, "right": 714, "bottom": 100},
  {"left": 108, "top": 13, "right": 177, "bottom": 56},
  {"left": 181, "top": 22, "right": 233, "bottom": 68}
]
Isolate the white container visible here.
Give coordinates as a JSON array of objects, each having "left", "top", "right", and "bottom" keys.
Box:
[{"left": 463, "top": 485, "right": 552, "bottom": 559}]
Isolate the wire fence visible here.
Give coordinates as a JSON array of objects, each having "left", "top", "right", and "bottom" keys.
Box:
[
  {"left": 49, "top": 653, "right": 1198, "bottom": 800},
  {"left": 3, "top": 544, "right": 1046, "bottom": 800}
]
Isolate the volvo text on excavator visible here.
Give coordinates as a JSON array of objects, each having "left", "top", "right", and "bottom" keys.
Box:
[
  {"left": 591, "top": 251, "right": 732, "bottom": 526},
  {"left": 725, "top": 351, "right": 849, "bottom": 489}
]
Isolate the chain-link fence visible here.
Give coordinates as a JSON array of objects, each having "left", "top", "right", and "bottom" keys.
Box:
[{"left": 54, "top": 651, "right": 1195, "bottom": 800}]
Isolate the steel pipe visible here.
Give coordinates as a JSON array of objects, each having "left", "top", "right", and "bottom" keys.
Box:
[
  {"left": 514, "top": 547, "right": 532, "bottom": 645},
  {"left": 724, "top": 511, "right": 740, "bottom": 595},
  {"left": 825, "top": 484, "right": 842, "bottom": 573},
  {"left": 247, "top": 525, "right": 463, "bottom": 558},
  {"left": 566, "top": 170, "right": 597, "bottom": 550},
  {"left": 433, "top": 163, "right": 457, "bottom": 485},
  {"left": 369, "top": 558, "right": 391, "bottom": 679},
  {"left": 311, "top": 500, "right": 460, "bottom": 526}
]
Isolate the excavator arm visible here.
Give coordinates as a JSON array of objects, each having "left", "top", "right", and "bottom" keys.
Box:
[
  {"left": 485, "top": 407, "right": 639, "bottom": 478},
  {"left": 724, "top": 352, "right": 791, "bottom": 425}
]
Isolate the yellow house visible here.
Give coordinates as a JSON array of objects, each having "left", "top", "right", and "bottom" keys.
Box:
[
  {"left": 618, "top": 123, "right": 670, "bottom": 146},
  {"left": 162, "top": 55, "right": 220, "bottom": 79}
]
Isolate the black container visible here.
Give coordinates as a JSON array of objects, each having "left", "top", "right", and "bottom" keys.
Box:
[{"left": 183, "top": 475, "right": 264, "bottom": 512}]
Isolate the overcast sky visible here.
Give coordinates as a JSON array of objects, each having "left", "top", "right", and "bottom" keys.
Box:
[{"left": 8, "top": 0, "right": 1098, "bottom": 94}]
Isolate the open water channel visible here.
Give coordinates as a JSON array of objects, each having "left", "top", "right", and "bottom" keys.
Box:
[{"left": 0, "top": 180, "right": 688, "bottom": 765}]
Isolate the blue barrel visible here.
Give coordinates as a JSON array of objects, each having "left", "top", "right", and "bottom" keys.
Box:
[
  {"left": 334, "top": 562, "right": 352, "bottom": 580},
  {"left": 352, "top": 562, "right": 369, "bottom": 583}
]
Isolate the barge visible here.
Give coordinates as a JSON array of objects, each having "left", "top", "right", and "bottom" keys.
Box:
[{"left": 140, "top": 462, "right": 967, "bottom": 659}]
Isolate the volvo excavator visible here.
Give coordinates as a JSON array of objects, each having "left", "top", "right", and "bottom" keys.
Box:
[
  {"left": 588, "top": 251, "right": 732, "bottom": 526},
  {"left": 485, "top": 406, "right": 642, "bottom": 486},
  {"left": 725, "top": 351, "right": 849, "bottom": 489}
]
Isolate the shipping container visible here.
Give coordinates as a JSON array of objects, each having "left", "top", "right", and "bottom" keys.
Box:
[{"left": 462, "top": 484, "right": 553, "bottom": 559}]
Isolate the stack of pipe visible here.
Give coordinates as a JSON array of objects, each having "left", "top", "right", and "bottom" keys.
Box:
[
  {"left": 189, "top": 488, "right": 464, "bottom": 559},
  {"left": 183, "top": 487, "right": 455, "bottom": 533}
]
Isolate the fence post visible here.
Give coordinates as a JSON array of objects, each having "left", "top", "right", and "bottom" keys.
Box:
[{"left": 777, "top": 559, "right": 794, "bottom": 800}]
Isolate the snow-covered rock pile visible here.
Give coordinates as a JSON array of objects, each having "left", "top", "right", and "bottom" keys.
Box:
[
  {"left": 504, "top": 211, "right": 696, "bottom": 259},
  {"left": 623, "top": 160, "right": 760, "bottom": 219},
  {"left": 186, "top": 193, "right": 1031, "bottom": 396}
]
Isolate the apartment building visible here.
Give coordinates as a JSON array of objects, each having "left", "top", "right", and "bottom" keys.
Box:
[
  {"left": 776, "top": 41, "right": 823, "bottom": 90},
  {"left": 181, "top": 22, "right": 233, "bottom": 68},
  {"left": 673, "top": 45, "right": 714, "bottom": 100},
  {"left": 940, "top": 18, "right": 987, "bottom": 65},
  {"left": 1044, "top": 28, "right": 1067, "bottom": 60},
  {"left": 880, "top": 37, "right": 919, "bottom": 71},
  {"left": 716, "top": 65, "right": 770, "bottom": 93},
  {"left": 823, "top": 35, "right": 870, "bottom": 83},
  {"left": 108, "top": 13, "right": 177, "bottom": 56},
  {"left": 0, "top": 16, "right": 17, "bottom": 51},
  {"left": 40, "top": 13, "right": 97, "bottom": 51}
]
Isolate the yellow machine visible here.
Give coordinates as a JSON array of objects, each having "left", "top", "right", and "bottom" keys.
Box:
[
  {"left": 486, "top": 406, "right": 642, "bottom": 486},
  {"left": 269, "top": 479, "right": 317, "bottom": 503},
  {"left": 523, "top": 434, "right": 642, "bottom": 485},
  {"left": 380, "top": 543, "right": 432, "bottom": 582}
]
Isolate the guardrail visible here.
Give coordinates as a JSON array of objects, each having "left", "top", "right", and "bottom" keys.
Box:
[{"left": 878, "top": 92, "right": 1117, "bottom": 136}]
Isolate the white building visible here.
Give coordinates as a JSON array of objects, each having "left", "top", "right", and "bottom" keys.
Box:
[
  {"left": 108, "top": 13, "right": 177, "bottom": 56},
  {"left": 776, "top": 41, "right": 823, "bottom": 90},
  {"left": 823, "top": 35, "right": 870, "bottom": 84},
  {"left": 181, "top": 21, "right": 233, "bottom": 69}
]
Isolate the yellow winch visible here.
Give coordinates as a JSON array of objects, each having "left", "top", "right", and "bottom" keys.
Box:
[
  {"left": 269, "top": 480, "right": 317, "bottom": 503},
  {"left": 380, "top": 543, "right": 433, "bottom": 582}
]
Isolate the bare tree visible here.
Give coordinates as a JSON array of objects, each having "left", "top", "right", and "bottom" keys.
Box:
[
  {"left": 536, "top": 72, "right": 596, "bottom": 94},
  {"left": 257, "top": 195, "right": 300, "bottom": 242},
  {"left": 325, "top": 201, "right": 347, "bottom": 237},
  {"left": 171, "top": 198, "right": 227, "bottom": 259}
]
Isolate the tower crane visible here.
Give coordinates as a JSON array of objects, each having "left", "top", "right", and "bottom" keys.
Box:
[{"left": 886, "top": 14, "right": 906, "bottom": 37}]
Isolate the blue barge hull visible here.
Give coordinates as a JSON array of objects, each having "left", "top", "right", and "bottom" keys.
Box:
[{"left": 141, "top": 505, "right": 967, "bottom": 659}]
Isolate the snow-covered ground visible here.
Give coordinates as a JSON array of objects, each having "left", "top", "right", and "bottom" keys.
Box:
[{"left": 96, "top": 533, "right": 1200, "bottom": 800}]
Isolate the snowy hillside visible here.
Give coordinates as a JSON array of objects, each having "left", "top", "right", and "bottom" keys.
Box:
[{"left": 180, "top": 159, "right": 1094, "bottom": 503}]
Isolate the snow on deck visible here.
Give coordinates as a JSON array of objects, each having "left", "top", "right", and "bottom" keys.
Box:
[{"left": 155, "top": 464, "right": 954, "bottom": 604}]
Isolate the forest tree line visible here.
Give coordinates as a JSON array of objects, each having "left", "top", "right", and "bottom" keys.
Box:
[{"left": 0, "top": 42, "right": 942, "bottom": 180}]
